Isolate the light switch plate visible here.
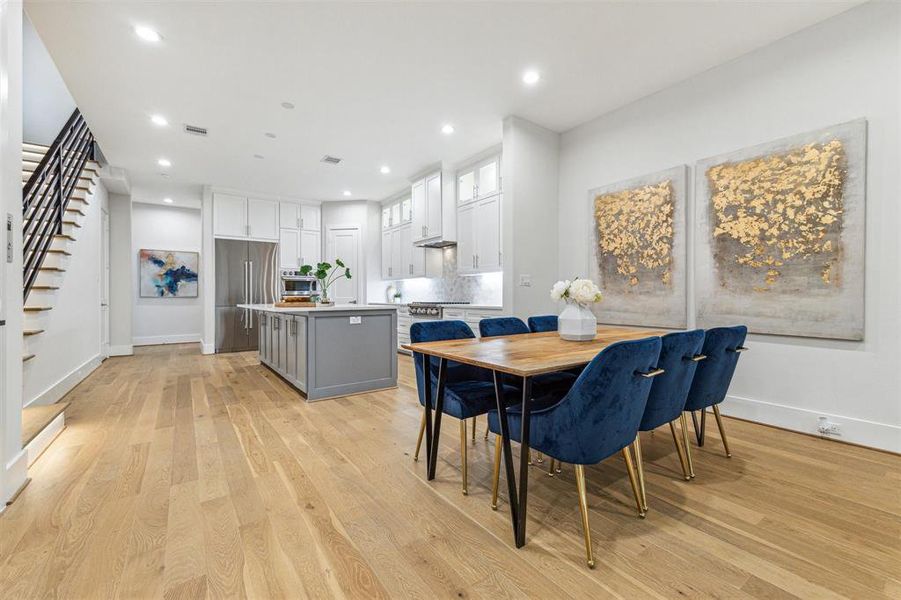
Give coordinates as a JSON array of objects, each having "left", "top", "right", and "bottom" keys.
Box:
[
  {"left": 349, "top": 316, "right": 362, "bottom": 325},
  {"left": 518, "top": 274, "right": 532, "bottom": 287}
]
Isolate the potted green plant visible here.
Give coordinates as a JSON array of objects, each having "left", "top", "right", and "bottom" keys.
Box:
[{"left": 300, "top": 260, "right": 352, "bottom": 306}]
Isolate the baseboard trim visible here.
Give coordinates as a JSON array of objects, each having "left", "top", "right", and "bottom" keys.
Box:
[
  {"left": 24, "top": 354, "right": 102, "bottom": 409},
  {"left": 24, "top": 412, "right": 65, "bottom": 466},
  {"left": 200, "top": 340, "right": 215, "bottom": 355},
  {"left": 133, "top": 334, "right": 201, "bottom": 346},
  {"left": 722, "top": 394, "right": 900, "bottom": 454},
  {"left": 1, "top": 449, "right": 28, "bottom": 510},
  {"left": 109, "top": 344, "right": 134, "bottom": 356}
]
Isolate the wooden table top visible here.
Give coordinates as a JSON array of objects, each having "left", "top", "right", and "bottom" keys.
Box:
[{"left": 401, "top": 325, "right": 669, "bottom": 377}]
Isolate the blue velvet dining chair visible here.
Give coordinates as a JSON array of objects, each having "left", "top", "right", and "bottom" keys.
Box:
[
  {"left": 684, "top": 325, "right": 748, "bottom": 458},
  {"left": 486, "top": 336, "right": 663, "bottom": 568},
  {"left": 410, "top": 320, "right": 518, "bottom": 496},
  {"left": 631, "top": 330, "right": 706, "bottom": 511},
  {"left": 478, "top": 317, "right": 580, "bottom": 457},
  {"left": 527, "top": 315, "right": 558, "bottom": 333}
]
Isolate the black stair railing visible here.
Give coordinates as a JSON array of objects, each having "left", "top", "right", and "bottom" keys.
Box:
[{"left": 22, "top": 108, "right": 94, "bottom": 299}]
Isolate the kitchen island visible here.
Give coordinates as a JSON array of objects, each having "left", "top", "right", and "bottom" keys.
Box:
[{"left": 238, "top": 304, "right": 397, "bottom": 401}]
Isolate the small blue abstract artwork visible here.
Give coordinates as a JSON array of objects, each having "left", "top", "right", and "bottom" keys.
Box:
[{"left": 139, "top": 249, "right": 199, "bottom": 298}]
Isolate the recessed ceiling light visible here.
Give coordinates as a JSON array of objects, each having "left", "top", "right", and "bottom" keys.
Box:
[
  {"left": 159, "top": 172, "right": 170, "bottom": 178},
  {"left": 380, "top": 165, "right": 391, "bottom": 175},
  {"left": 253, "top": 154, "right": 264, "bottom": 159},
  {"left": 281, "top": 101, "right": 295, "bottom": 110},
  {"left": 157, "top": 158, "right": 171, "bottom": 167},
  {"left": 264, "top": 132, "right": 276, "bottom": 139},
  {"left": 343, "top": 190, "right": 352, "bottom": 197},
  {"left": 150, "top": 114, "right": 168, "bottom": 127},
  {"left": 441, "top": 124, "right": 455, "bottom": 135},
  {"left": 522, "top": 69, "right": 541, "bottom": 85},
  {"left": 163, "top": 197, "right": 173, "bottom": 204},
  {"left": 134, "top": 25, "right": 162, "bottom": 43}
]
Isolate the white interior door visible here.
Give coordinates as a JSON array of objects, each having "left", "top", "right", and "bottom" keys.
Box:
[
  {"left": 100, "top": 208, "right": 110, "bottom": 358},
  {"left": 326, "top": 227, "right": 361, "bottom": 304}
]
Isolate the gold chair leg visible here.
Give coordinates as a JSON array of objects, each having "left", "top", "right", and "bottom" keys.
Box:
[
  {"left": 491, "top": 435, "right": 502, "bottom": 510},
  {"left": 555, "top": 461, "right": 562, "bottom": 474},
  {"left": 669, "top": 420, "right": 691, "bottom": 480},
  {"left": 471, "top": 417, "right": 476, "bottom": 443},
  {"left": 574, "top": 465, "right": 595, "bottom": 569},
  {"left": 632, "top": 436, "right": 648, "bottom": 512},
  {"left": 621, "top": 448, "right": 646, "bottom": 518},
  {"left": 547, "top": 457, "right": 556, "bottom": 477},
  {"left": 712, "top": 405, "right": 732, "bottom": 458},
  {"left": 484, "top": 423, "right": 489, "bottom": 440},
  {"left": 536, "top": 451, "right": 544, "bottom": 464},
  {"left": 413, "top": 409, "right": 426, "bottom": 461},
  {"left": 460, "top": 419, "right": 468, "bottom": 495},
  {"left": 680, "top": 413, "right": 695, "bottom": 478}
]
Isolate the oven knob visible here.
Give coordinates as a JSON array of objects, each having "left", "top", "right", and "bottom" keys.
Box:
[{"left": 430, "top": 308, "right": 438, "bottom": 316}]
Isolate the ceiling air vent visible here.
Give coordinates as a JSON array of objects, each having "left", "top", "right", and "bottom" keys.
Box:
[
  {"left": 320, "top": 155, "right": 342, "bottom": 165},
  {"left": 183, "top": 124, "right": 208, "bottom": 136}
]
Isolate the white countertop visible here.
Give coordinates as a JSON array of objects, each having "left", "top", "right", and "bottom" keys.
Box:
[
  {"left": 237, "top": 303, "right": 398, "bottom": 314},
  {"left": 368, "top": 302, "right": 504, "bottom": 310}
]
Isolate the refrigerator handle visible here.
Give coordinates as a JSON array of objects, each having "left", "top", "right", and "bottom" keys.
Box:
[{"left": 249, "top": 260, "right": 254, "bottom": 305}]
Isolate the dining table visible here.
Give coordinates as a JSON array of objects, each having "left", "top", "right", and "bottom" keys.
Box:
[{"left": 402, "top": 325, "right": 668, "bottom": 548}]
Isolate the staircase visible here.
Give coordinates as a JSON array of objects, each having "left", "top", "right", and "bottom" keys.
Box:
[{"left": 20, "top": 109, "right": 99, "bottom": 464}]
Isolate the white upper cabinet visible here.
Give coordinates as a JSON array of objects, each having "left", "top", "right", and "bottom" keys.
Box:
[
  {"left": 213, "top": 192, "right": 247, "bottom": 238},
  {"left": 457, "top": 194, "right": 501, "bottom": 275},
  {"left": 381, "top": 230, "right": 392, "bottom": 279},
  {"left": 279, "top": 228, "right": 301, "bottom": 268},
  {"left": 425, "top": 172, "right": 442, "bottom": 239},
  {"left": 457, "top": 202, "right": 476, "bottom": 273},
  {"left": 457, "top": 155, "right": 501, "bottom": 205},
  {"left": 247, "top": 198, "right": 279, "bottom": 240},
  {"left": 300, "top": 230, "right": 321, "bottom": 266},
  {"left": 400, "top": 197, "right": 412, "bottom": 223},
  {"left": 410, "top": 178, "right": 426, "bottom": 240},
  {"left": 382, "top": 207, "right": 392, "bottom": 229},
  {"left": 300, "top": 204, "right": 320, "bottom": 231},
  {"left": 280, "top": 201, "right": 301, "bottom": 230}
]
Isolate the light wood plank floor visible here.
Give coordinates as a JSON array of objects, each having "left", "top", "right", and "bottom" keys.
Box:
[{"left": 1, "top": 344, "right": 898, "bottom": 599}]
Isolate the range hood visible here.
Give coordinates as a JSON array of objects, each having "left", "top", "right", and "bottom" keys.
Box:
[{"left": 415, "top": 237, "right": 456, "bottom": 249}]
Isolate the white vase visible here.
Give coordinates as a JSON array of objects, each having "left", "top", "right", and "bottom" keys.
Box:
[{"left": 559, "top": 302, "right": 597, "bottom": 341}]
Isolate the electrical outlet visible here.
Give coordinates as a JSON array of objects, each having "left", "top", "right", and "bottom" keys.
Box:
[
  {"left": 349, "top": 316, "right": 362, "bottom": 325},
  {"left": 816, "top": 416, "right": 841, "bottom": 436},
  {"left": 519, "top": 274, "right": 532, "bottom": 287}
]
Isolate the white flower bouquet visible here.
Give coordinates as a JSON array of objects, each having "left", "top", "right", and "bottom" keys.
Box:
[{"left": 550, "top": 278, "right": 603, "bottom": 305}]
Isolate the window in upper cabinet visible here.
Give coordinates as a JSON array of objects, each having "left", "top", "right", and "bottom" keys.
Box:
[
  {"left": 382, "top": 206, "right": 392, "bottom": 229},
  {"left": 401, "top": 197, "right": 412, "bottom": 222},
  {"left": 391, "top": 202, "right": 401, "bottom": 226},
  {"left": 478, "top": 158, "right": 499, "bottom": 198},
  {"left": 458, "top": 169, "right": 475, "bottom": 205}
]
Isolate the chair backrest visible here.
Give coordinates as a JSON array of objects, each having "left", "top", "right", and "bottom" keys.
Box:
[
  {"left": 410, "top": 320, "right": 487, "bottom": 406},
  {"left": 640, "top": 329, "right": 705, "bottom": 431},
  {"left": 684, "top": 326, "right": 748, "bottom": 412},
  {"left": 527, "top": 315, "right": 558, "bottom": 333},
  {"left": 479, "top": 316, "right": 529, "bottom": 338},
  {"left": 539, "top": 337, "right": 662, "bottom": 465}
]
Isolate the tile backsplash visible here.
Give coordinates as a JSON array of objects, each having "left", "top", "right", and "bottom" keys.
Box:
[{"left": 375, "top": 247, "right": 503, "bottom": 306}]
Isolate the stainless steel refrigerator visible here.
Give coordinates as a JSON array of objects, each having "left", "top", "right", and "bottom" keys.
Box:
[{"left": 215, "top": 239, "right": 278, "bottom": 353}]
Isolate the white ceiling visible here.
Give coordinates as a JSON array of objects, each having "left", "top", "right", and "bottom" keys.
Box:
[{"left": 26, "top": 1, "right": 859, "bottom": 202}]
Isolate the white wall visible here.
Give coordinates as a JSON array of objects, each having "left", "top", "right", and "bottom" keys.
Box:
[
  {"left": 22, "top": 13, "right": 74, "bottom": 145},
  {"left": 503, "top": 116, "right": 561, "bottom": 318},
  {"left": 108, "top": 192, "right": 133, "bottom": 355},
  {"left": 131, "top": 201, "right": 203, "bottom": 345},
  {"left": 0, "top": 0, "right": 27, "bottom": 508},
  {"left": 557, "top": 1, "right": 900, "bottom": 451},
  {"left": 23, "top": 181, "right": 105, "bottom": 407}
]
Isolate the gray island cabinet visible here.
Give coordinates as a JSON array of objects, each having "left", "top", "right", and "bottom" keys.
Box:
[{"left": 239, "top": 304, "right": 397, "bottom": 401}]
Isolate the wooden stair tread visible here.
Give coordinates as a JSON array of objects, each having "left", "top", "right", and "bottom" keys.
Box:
[
  {"left": 24, "top": 329, "right": 44, "bottom": 336},
  {"left": 21, "top": 402, "right": 68, "bottom": 447},
  {"left": 30, "top": 285, "right": 60, "bottom": 290},
  {"left": 22, "top": 354, "right": 36, "bottom": 362},
  {"left": 38, "top": 267, "right": 66, "bottom": 272},
  {"left": 24, "top": 306, "right": 52, "bottom": 312},
  {"left": 53, "top": 234, "right": 76, "bottom": 241},
  {"left": 45, "top": 250, "right": 71, "bottom": 256}
]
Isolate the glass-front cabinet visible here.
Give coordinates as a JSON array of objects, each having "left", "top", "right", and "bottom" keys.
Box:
[{"left": 457, "top": 155, "right": 501, "bottom": 205}]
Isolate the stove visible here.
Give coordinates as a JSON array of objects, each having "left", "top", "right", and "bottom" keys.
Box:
[{"left": 409, "top": 301, "right": 470, "bottom": 318}]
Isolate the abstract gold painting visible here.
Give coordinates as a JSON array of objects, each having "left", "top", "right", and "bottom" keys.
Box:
[
  {"left": 589, "top": 165, "right": 687, "bottom": 328},
  {"left": 695, "top": 119, "right": 866, "bottom": 340}
]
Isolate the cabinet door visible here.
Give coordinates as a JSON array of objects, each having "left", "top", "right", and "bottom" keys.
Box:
[
  {"left": 398, "top": 224, "right": 413, "bottom": 278},
  {"left": 247, "top": 198, "right": 279, "bottom": 240},
  {"left": 300, "top": 204, "right": 320, "bottom": 231},
  {"left": 213, "top": 193, "right": 247, "bottom": 238},
  {"left": 411, "top": 179, "right": 426, "bottom": 241},
  {"left": 390, "top": 228, "right": 403, "bottom": 279},
  {"left": 425, "top": 172, "right": 442, "bottom": 238},
  {"left": 457, "top": 168, "right": 475, "bottom": 205},
  {"left": 280, "top": 202, "right": 301, "bottom": 230},
  {"left": 300, "top": 230, "right": 321, "bottom": 266},
  {"left": 457, "top": 202, "right": 476, "bottom": 274},
  {"left": 477, "top": 157, "right": 500, "bottom": 199},
  {"left": 475, "top": 196, "right": 501, "bottom": 271},
  {"left": 411, "top": 241, "right": 426, "bottom": 278},
  {"left": 295, "top": 316, "right": 307, "bottom": 390},
  {"left": 382, "top": 207, "right": 392, "bottom": 229},
  {"left": 381, "top": 230, "right": 392, "bottom": 279},
  {"left": 401, "top": 197, "right": 412, "bottom": 223},
  {"left": 259, "top": 313, "right": 269, "bottom": 364},
  {"left": 279, "top": 228, "right": 301, "bottom": 268},
  {"left": 276, "top": 315, "right": 288, "bottom": 375},
  {"left": 285, "top": 316, "right": 297, "bottom": 382}
]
